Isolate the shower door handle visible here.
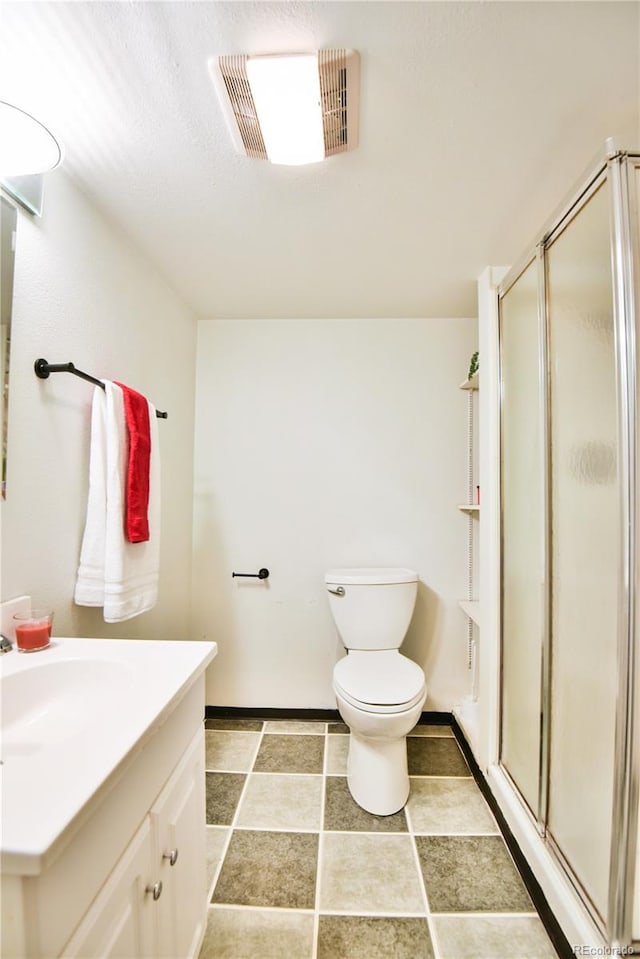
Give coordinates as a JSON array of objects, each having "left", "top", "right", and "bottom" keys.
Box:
[{"left": 327, "top": 586, "right": 345, "bottom": 596}]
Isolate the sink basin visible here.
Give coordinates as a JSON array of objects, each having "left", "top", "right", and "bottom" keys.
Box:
[
  {"left": 0, "top": 636, "right": 217, "bottom": 875},
  {"left": 1, "top": 657, "right": 134, "bottom": 756}
]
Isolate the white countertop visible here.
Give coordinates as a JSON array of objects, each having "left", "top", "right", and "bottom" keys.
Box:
[{"left": 0, "top": 637, "right": 217, "bottom": 875}]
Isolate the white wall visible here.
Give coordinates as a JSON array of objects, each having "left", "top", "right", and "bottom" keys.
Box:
[
  {"left": 193, "top": 317, "right": 476, "bottom": 710},
  {"left": 1, "top": 171, "right": 197, "bottom": 640}
]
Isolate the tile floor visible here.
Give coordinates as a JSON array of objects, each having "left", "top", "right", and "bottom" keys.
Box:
[{"left": 199, "top": 719, "right": 559, "bottom": 959}]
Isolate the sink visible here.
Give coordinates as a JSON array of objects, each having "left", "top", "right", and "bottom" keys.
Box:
[
  {"left": 0, "top": 636, "right": 217, "bottom": 875},
  {"left": 1, "top": 657, "right": 134, "bottom": 756}
]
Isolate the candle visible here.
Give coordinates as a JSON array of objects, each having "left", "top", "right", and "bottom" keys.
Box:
[
  {"left": 15, "top": 622, "right": 52, "bottom": 651},
  {"left": 13, "top": 609, "right": 54, "bottom": 652}
]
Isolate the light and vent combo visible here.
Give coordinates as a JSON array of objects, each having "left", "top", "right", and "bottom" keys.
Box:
[{"left": 209, "top": 50, "right": 360, "bottom": 166}]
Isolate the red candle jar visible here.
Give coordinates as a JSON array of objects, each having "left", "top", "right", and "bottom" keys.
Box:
[{"left": 13, "top": 609, "right": 54, "bottom": 652}]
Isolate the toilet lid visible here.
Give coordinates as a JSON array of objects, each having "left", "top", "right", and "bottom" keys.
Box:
[{"left": 333, "top": 651, "right": 425, "bottom": 710}]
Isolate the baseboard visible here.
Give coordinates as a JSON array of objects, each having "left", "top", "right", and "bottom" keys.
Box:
[
  {"left": 204, "top": 705, "right": 453, "bottom": 725},
  {"left": 205, "top": 705, "right": 342, "bottom": 722},
  {"left": 452, "top": 717, "right": 574, "bottom": 959}
]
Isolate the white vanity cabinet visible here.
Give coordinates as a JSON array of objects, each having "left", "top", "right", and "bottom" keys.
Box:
[
  {"left": 1, "top": 641, "right": 216, "bottom": 959},
  {"left": 62, "top": 817, "right": 157, "bottom": 959},
  {"left": 63, "top": 729, "right": 206, "bottom": 959},
  {"left": 152, "top": 727, "right": 207, "bottom": 959}
]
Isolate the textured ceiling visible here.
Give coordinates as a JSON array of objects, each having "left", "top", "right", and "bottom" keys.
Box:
[{"left": 1, "top": 1, "right": 639, "bottom": 319}]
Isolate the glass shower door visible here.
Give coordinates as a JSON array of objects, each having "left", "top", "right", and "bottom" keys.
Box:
[
  {"left": 499, "top": 259, "right": 545, "bottom": 816},
  {"left": 546, "top": 180, "right": 619, "bottom": 924}
]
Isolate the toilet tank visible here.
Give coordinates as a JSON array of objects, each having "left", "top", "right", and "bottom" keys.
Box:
[{"left": 325, "top": 568, "right": 418, "bottom": 651}]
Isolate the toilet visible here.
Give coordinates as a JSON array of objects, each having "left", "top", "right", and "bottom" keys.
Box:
[{"left": 325, "top": 567, "right": 426, "bottom": 816}]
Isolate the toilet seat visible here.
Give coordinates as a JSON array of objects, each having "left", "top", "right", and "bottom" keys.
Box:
[{"left": 333, "top": 651, "right": 425, "bottom": 715}]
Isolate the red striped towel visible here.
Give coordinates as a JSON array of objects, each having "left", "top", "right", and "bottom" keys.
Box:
[{"left": 115, "top": 382, "right": 151, "bottom": 543}]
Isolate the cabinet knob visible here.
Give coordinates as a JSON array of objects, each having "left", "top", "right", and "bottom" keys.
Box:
[
  {"left": 145, "top": 880, "right": 163, "bottom": 901},
  {"left": 163, "top": 848, "right": 179, "bottom": 866}
]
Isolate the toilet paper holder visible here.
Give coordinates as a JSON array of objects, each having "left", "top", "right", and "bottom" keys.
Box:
[{"left": 232, "top": 568, "right": 270, "bottom": 580}]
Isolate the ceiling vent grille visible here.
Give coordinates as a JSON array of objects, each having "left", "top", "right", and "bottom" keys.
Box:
[
  {"left": 318, "top": 49, "right": 349, "bottom": 157},
  {"left": 217, "top": 55, "right": 267, "bottom": 159},
  {"left": 210, "top": 50, "right": 359, "bottom": 163}
]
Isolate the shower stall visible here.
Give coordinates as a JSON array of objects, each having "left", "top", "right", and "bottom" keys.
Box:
[{"left": 494, "top": 142, "right": 639, "bottom": 949}]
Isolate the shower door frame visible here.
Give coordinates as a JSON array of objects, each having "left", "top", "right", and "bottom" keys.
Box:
[{"left": 496, "top": 143, "right": 640, "bottom": 948}]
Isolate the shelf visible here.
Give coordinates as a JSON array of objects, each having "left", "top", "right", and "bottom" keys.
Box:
[
  {"left": 459, "top": 373, "right": 479, "bottom": 391},
  {"left": 458, "top": 600, "right": 481, "bottom": 626},
  {"left": 458, "top": 504, "right": 480, "bottom": 513}
]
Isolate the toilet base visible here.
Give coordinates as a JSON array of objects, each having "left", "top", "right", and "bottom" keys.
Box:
[
  {"left": 334, "top": 681, "right": 426, "bottom": 817},
  {"left": 347, "top": 731, "right": 410, "bottom": 815}
]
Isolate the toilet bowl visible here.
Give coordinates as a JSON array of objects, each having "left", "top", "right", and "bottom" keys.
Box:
[{"left": 325, "top": 568, "right": 426, "bottom": 816}]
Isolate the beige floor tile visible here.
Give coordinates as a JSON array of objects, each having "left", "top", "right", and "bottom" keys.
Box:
[
  {"left": 406, "top": 778, "right": 499, "bottom": 834},
  {"left": 324, "top": 778, "right": 408, "bottom": 833},
  {"left": 317, "top": 915, "right": 434, "bottom": 959},
  {"left": 416, "top": 835, "right": 532, "bottom": 912},
  {"left": 205, "top": 730, "right": 261, "bottom": 772},
  {"left": 213, "top": 831, "right": 318, "bottom": 909},
  {"left": 206, "top": 772, "right": 246, "bottom": 825},
  {"left": 409, "top": 724, "right": 454, "bottom": 737},
  {"left": 325, "top": 735, "right": 349, "bottom": 775},
  {"left": 319, "top": 833, "right": 425, "bottom": 914},
  {"left": 205, "top": 718, "right": 263, "bottom": 732},
  {"left": 434, "top": 915, "right": 558, "bottom": 958},
  {"left": 205, "top": 827, "right": 229, "bottom": 895},
  {"left": 408, "top": 737, "right": 471, "bottom": 776},
  {"left": 264, "top": 720, "right": 326, "bottom": 734},
  {"left": 253, "top": 734, "right": 324, "bottom": 773},
  {"left": 328, "top": 722, "right": 349, "bottom": 734},
  {"left": 236, "top": 774, "right": 323, "bottom": 830},
  {"left": 199, "top": 906, "right": 314, "bottom": 959}
]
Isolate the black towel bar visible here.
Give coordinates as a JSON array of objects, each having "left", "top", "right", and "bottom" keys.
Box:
[{"left": 34, "top": 359, "right": 168, "bottom": 418}]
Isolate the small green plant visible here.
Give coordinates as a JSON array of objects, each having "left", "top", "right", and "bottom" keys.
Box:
[{"left": 468, "top": 351, "right": 479, "bottom": 380}]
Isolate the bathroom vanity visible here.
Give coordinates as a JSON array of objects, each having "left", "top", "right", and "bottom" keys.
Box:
[{"left": 0, "top": 637, "right": 217, "bottom": 958}]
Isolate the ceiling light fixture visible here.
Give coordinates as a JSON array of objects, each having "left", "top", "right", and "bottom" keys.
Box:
[
  {"left": 246, "top": 54, "right": 324, "bottom": 166},
  {"left": 210, "top": 49, "right": 360, "bottom": 166},
  {"left": 0, "top": 101, "right": 61, "bottom": 177}
]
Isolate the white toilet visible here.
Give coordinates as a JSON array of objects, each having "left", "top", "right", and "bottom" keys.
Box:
[{"left": 325, "top": 567, "right": 426, "bottom": 816}]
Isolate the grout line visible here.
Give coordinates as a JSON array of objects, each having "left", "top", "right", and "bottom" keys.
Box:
[
  {"left": 408, "top": 774, "right": 473, "bottom": 780},
  {"left": 311, "top": 722, "right": 329, "bottom": 959},
  {"left": 219, "top": 824, "right": 503, "bottom": 837},
  {"left": 228, "top": 825, "right": 322, "bottom": 834},
  {"left": 206, "top": 721, "right": 267, "bottom": 903},
  {"left": 204, "top": 824, "right": 229, "bottom": 905},
  {"left": 407, "top": 795, "right": 442, "bottom": 959},
  {"left": 410, "top": 830, "right": 501, "bottom": 837},
  {"left": 261, "top": 734, "right": 326, "bottom": 737},
  {"left": 314, "top": 909, "right": 431, "bottom": 919},
  {"left": 207, "top": 902, "right": 316, "bottom": 915},
  {"left": 205, "top": 769, "right": 324, "bottom": 776},
  {"left": 204, "top": 902, "right": 541, "bottom": 919},
  {"left": 430, "top": 910, "right": 541, "bottom": 918},
  {"left": 204, "top": 768, "right": 472, "bottom": 781}
]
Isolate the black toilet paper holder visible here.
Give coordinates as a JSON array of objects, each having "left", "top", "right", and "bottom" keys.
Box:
[{"left": 232, "top": 568, "right": 270, "bottom": 580}]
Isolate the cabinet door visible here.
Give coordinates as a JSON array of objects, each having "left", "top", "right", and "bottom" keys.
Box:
[
  {"left": 62, "top": 818, "right": 156, "bottom": 959},
  {"left": 151, "top": 729, "right": 207, "bottom": 959}
]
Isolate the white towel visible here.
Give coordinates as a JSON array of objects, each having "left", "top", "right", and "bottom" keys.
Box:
[{"left": 75, "top": 382, "right": 160, "bottom": 622}]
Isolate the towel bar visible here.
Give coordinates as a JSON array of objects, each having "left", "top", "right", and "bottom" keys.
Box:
[{"left": 34, "top": 359, "right": 168, "bottom": 418}]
